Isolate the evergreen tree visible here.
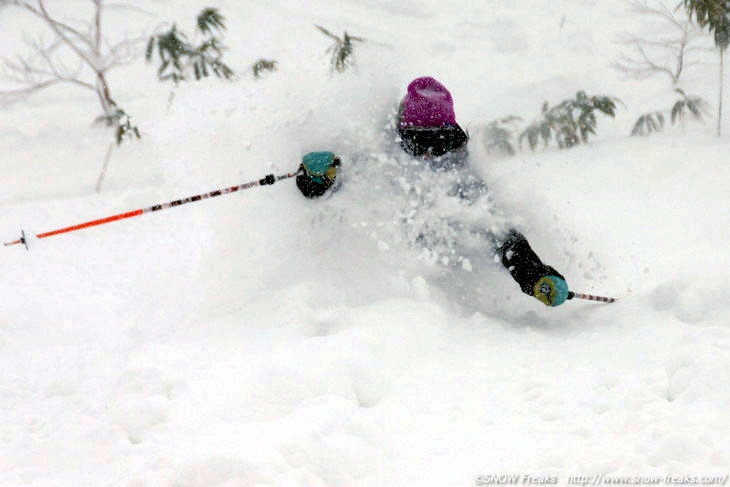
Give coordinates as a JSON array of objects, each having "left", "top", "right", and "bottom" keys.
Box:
[
  {"left": 96, "top": 107, "right": 141, "bottom": 144},
  {"left": 520, "top": 92, "right": 619, "bottom": 150},
  {"left": 632, "top": 112, "right": 665, "bottom": 136},
  {"left": 252, "top": 59, "right": 278, "bottom": 78},
  {"left": 671, "top": 88, "right": 710, "bottom": 131},
  {"left": 681, "top": 0, "right": 730, "bottom": 135},
  {"left": 146, "top": 8, "right": 234, "bottom": 85},
  {"left": 483, "top": 116, "right": 521, "bottom": 157},
  {"left": 632, "top": 90, "right": 708, "bottom": 136},
  {"left": 315, "top": 26, "right": 364, "bottom": 73}
]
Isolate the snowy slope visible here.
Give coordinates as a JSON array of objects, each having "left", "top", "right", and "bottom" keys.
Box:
[{"left": 1, "top": 1, "right": 730, "bottom": 486}]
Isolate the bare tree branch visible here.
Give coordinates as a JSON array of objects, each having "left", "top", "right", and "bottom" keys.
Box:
[
  {"left": 0, "top": 0, "right": 142, "bottom": 114},
  {"left": 36, "top": 0, "right": 98, "bottom": 69},
  {"left": 0, "top": 77, "right": 94, "bottom": 107},
  {"left": 9, "top": 0, "right": 94, "bottom": 51},
  {"left": 1, "top": 35, "right": 95, "bottom": 89},
  {"left": 101, "top": 36, "right": 146, "bottom": 70},
  {"left": 0, "top": 79, "right": 63, "bottom": 106},
  {"left": 627, "top": 0, "right": 684, "bottom": 29},
  {"left": 93, "top": 0, "right": 102, "bottom": 57},
  {"left": 613, "top": 0, "right": 708, "bottom": 84},
  {"left": 0, "top": 0, "right": 142, "bottom": 150}
]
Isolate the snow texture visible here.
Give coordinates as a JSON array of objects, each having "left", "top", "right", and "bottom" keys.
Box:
[{"left": 1, "top": 0, "right": 729, "bottom": 486}]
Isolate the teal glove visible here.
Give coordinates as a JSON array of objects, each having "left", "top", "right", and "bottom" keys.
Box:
[
  {"left": 302, "top": 151, "right": 339, "bottom": 183},
  {"left": 296, "top": 151, "right": 341, "bottom": 198},
  {"left": 533, "top": 275, "right": 570, "bottom": 307}
]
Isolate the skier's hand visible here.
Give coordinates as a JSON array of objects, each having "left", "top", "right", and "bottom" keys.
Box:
[
  {"left": 302, "top": 152, "right": 340, "bottom": 179},
  {"left": 296, "top": 151, "right": 341, "bottom": 198},
  {"left": 533, "top": 275, "right": 569, "bottom": 307}
]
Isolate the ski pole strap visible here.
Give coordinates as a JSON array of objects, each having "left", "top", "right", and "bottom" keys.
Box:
[
  {"left": 567, "top": 292, "right": 616, "bottom": 303},
  {"left": 3, "top": 170, "right": 300, "bottom": 247}
]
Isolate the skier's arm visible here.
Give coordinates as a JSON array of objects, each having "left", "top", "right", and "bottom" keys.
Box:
[
  {"left": 496, "top": 229, "right": 569, "bottom": 307},
  {"left": 445, "top": 168, "right": 569, "bottom": 307}
]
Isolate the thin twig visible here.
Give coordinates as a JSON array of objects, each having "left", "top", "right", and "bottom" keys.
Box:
[
  {"left": 613, "top": 0, "right": 706, "bottom": 84},
  {"left": 95, "top": 141, "right": 114, "bottom": 193}
]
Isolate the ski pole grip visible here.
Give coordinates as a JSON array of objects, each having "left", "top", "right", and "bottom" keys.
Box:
[
  {"left": 567, "top": 292, "right": 575, "bottom": 300},
  {"left": 259, "top": 174, "right": 276, "bottom": 186}
]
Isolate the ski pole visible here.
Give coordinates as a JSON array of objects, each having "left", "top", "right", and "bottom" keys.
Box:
[
  {"left": 4, "top": 170, "right": 300, "bottom": 248},
  {"left": 567, "top": 291, "right": 616, "bottom": 304}
]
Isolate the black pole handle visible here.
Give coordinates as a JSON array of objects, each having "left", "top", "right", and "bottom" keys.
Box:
[{"left": 259, "top": 174, "right": 276, "bottom": 186}]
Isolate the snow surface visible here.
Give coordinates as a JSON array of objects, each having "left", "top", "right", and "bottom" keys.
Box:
[{"left": 1, "top": 0, "right": 730, "bottom": 486}]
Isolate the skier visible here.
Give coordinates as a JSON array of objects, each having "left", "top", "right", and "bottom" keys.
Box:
[{"left": 295, "top": 76, "right": 569, "bottom": 307}]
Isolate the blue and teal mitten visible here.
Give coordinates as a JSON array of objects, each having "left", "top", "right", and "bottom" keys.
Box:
[
  {"left": 296, "top": 151, "right": 341, "bottom": 198},
  {"left": 533, "top": 274, "right": 570, "bottom": 307}
]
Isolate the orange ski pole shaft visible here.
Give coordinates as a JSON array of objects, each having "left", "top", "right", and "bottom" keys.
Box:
[{"left": 4, "top": 170, "right": 299, "bottom": 247}]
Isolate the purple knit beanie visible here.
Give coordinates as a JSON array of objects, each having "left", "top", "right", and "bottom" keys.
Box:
[{"left": 399, "top": 77, "right": 457, "bottom": 128}]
